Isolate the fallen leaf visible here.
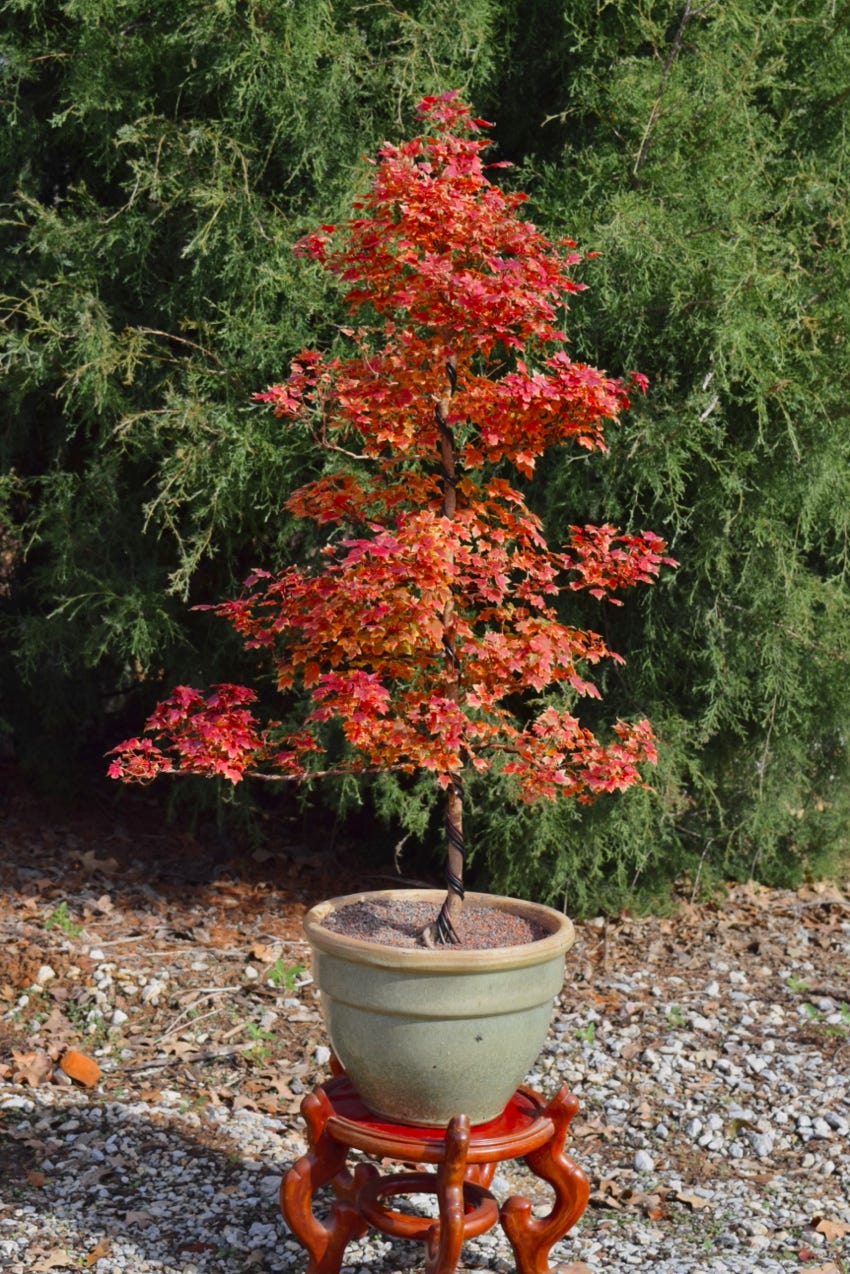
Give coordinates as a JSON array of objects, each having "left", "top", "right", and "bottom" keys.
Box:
[
  {"left": 78, "top": 850, "right": 119, "bottom": 875},
  {"left": 571, "top": 1117, "right": 618, "bottom": 1140},
  {"left": 813, "top": 1217, "right": 850, "bottom": 1241},
  {"left": 242, "top": 1250, "right": 267, "bottom": 1269},
  {"left": 621, "top": 1189, "right": 665, "bottom": 1217},
  {"left": 123, "top": 1210, "right": 154, "bottom": 1226},
  {"left": 742, "top": 1171, "right": 775, "bottom": 1185},
  {"left": 161, "top": 1039, "right": 197, "bottom": 1059},
  {"left": 26, "top": 1170, "right": 47, "bottom": 1187},
  {"left": 31, "top": 1251, "right": 73, "bottom": 1272},
  {"left": 11, "top": 1049, "right": 53, "bottom": 1086},
  {"left": 799, "top": 1264, "right": 841, "bottom": 1274},
  {"left": 266, "top": 1077, "right": 294, "bottom": 1099},
  {"left": 796, "top": 882, "right": 846, "bottom": 904},
  {"left": 84, "top": 1238, "right": 111, "bottom": 1266},
  {"left": 588, "top": 1192, "right": 622, "bottom": 1211},
  {"left": 232, "top": 1095, "right": 260, "bottom": 1112},
  {"left": 675, "top": 1192, "right": 712, "bottom": 1210},
  {"left": 39, "top": 1007, "right": 74, "bottom": 1042},
  {"left": 77, "top": 1166, "right": 111, "bottom": 1188},
  {"left": 207, "top": 923, "right": 241, "bottom": 948}
]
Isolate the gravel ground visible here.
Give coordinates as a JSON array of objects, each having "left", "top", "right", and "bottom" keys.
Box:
[{"left": 1, "top": 805, "right": 849, "bottom": 1273}]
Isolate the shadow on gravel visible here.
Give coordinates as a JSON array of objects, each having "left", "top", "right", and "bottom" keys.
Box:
[{"left": 0, "top": 1094, "right": 432, "bottom": 1273}]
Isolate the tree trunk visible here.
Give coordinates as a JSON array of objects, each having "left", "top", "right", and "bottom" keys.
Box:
[{"left": 422, "top": 358, "right": 466, "bottom": 946}]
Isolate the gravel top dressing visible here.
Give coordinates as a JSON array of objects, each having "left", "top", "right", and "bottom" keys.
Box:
[{"left": 320, "top": 897, "right": 548, "bottom": 948}]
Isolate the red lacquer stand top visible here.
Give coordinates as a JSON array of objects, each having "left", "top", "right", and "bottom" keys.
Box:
[{"left": 280, "top": 1069, "right": 590, "bottom": 1274}]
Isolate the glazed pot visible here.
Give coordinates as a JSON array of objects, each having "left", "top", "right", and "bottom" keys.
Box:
[{"left": 303, "top": 888, "right": 575, "bottom": 1126}]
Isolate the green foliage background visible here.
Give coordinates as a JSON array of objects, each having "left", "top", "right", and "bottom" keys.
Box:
[{"left": 3, "top": 0, "right": 849, "bottom": 910}]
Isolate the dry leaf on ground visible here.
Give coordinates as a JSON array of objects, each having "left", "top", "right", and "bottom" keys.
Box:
[
  {"left": 675, "top": 1191, "right": 713, "bottom": 1210},
  {"left": 31, "top": 1251, "right": 73, "bottom": 1272},
  {"left": 83, "top": 1237, "right": 111, "bottom": 1265},
  {"left": 11, "top": 1048, "right": 53, "bottom": 1086},
  {"left": 812, "top": 1216, "right": 850, "bottom": 1240}
]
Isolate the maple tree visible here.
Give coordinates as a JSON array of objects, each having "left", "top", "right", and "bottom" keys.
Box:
[{"left": 109, "top": 93, "right": 673, "bottom": 944}]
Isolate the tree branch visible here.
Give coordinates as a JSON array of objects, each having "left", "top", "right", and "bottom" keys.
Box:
[{"left": 632, "top": 4, "right": 708, "bottom": 181}]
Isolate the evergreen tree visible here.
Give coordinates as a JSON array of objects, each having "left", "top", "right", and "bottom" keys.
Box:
[
  {"left": 0, "top": 0, "right": 499, "bottom": 779},
  {"left": 475, "top": 0, "right": 850, "bottom": 906}
]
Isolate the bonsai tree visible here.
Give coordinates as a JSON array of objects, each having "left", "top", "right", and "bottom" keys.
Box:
[{"left": 110, "top": 93, "right": 673, "bottom": 946}]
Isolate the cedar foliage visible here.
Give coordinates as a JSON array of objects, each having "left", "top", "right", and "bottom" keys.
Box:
[
  {"left": 479, "top": 0, "right": 850, "bottom": 908},
  {"left": 3, "top": 1, "right": 850, "bottom": 908},
  {"left": 0, "top": 0, "right": 499, "bottom": 773}
]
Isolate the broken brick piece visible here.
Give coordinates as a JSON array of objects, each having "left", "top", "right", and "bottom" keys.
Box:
[{"left": 59, "top": 1048, "right": 101, "bottom": 1087}]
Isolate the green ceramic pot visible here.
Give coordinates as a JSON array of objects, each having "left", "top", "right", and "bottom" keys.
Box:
[{"left": 304, "top": 888, "right": 575, "bottom": 1126}]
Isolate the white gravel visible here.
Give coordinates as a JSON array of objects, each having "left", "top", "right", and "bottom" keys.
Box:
[{"left": 3, "top": 884, "right": 850, "bottom": 1272}]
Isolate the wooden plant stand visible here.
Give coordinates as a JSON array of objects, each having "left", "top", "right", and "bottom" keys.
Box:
[{"left": 280, "top": 1068, "right": 589, "bottom": 1274}]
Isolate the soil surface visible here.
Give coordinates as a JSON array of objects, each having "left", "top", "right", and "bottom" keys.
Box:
[{"left": 320, "top": 897, "right": 548, "bottom": 948}]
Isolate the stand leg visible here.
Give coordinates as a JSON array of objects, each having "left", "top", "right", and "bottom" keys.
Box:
[
  {"left": 424, "top": 1114, "right": 471, "bottom": 1274},
  {"left": 280, "top": 1087, "right": 372, "bottom": 1274},
  {"left": 465, "top": 1161, "right": 496, "bottom": 1188},
  {"left": 500, "top": 1087, "right": 590, "bottom": 1274}
]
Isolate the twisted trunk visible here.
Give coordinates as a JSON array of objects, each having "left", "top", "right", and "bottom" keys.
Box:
[{"left": 422, "top": 358, "right": 466, "bottom": 946}]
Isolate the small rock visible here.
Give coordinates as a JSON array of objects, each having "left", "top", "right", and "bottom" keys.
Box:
[
  {"left": 748, "top": 1131, "right": 774, "bottom": 1158},
  {"left": 633, "top": 1150, "right": 655, "bottom": 1173},
  {"left": 314, "top": 1044, "right": 332, "bottom": 1067},
  {"left": 141, "top": 978, "right": 167, "bottom": 1005}
]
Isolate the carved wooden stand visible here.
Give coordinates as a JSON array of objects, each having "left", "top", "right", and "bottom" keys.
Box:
[{"left": 280, "top": 1068, "right": 589, "bottom": 1274}]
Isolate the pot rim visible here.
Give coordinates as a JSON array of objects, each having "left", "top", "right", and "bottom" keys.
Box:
[{"left": 304, "top": 888, "right": 575, "bottom": 973}]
